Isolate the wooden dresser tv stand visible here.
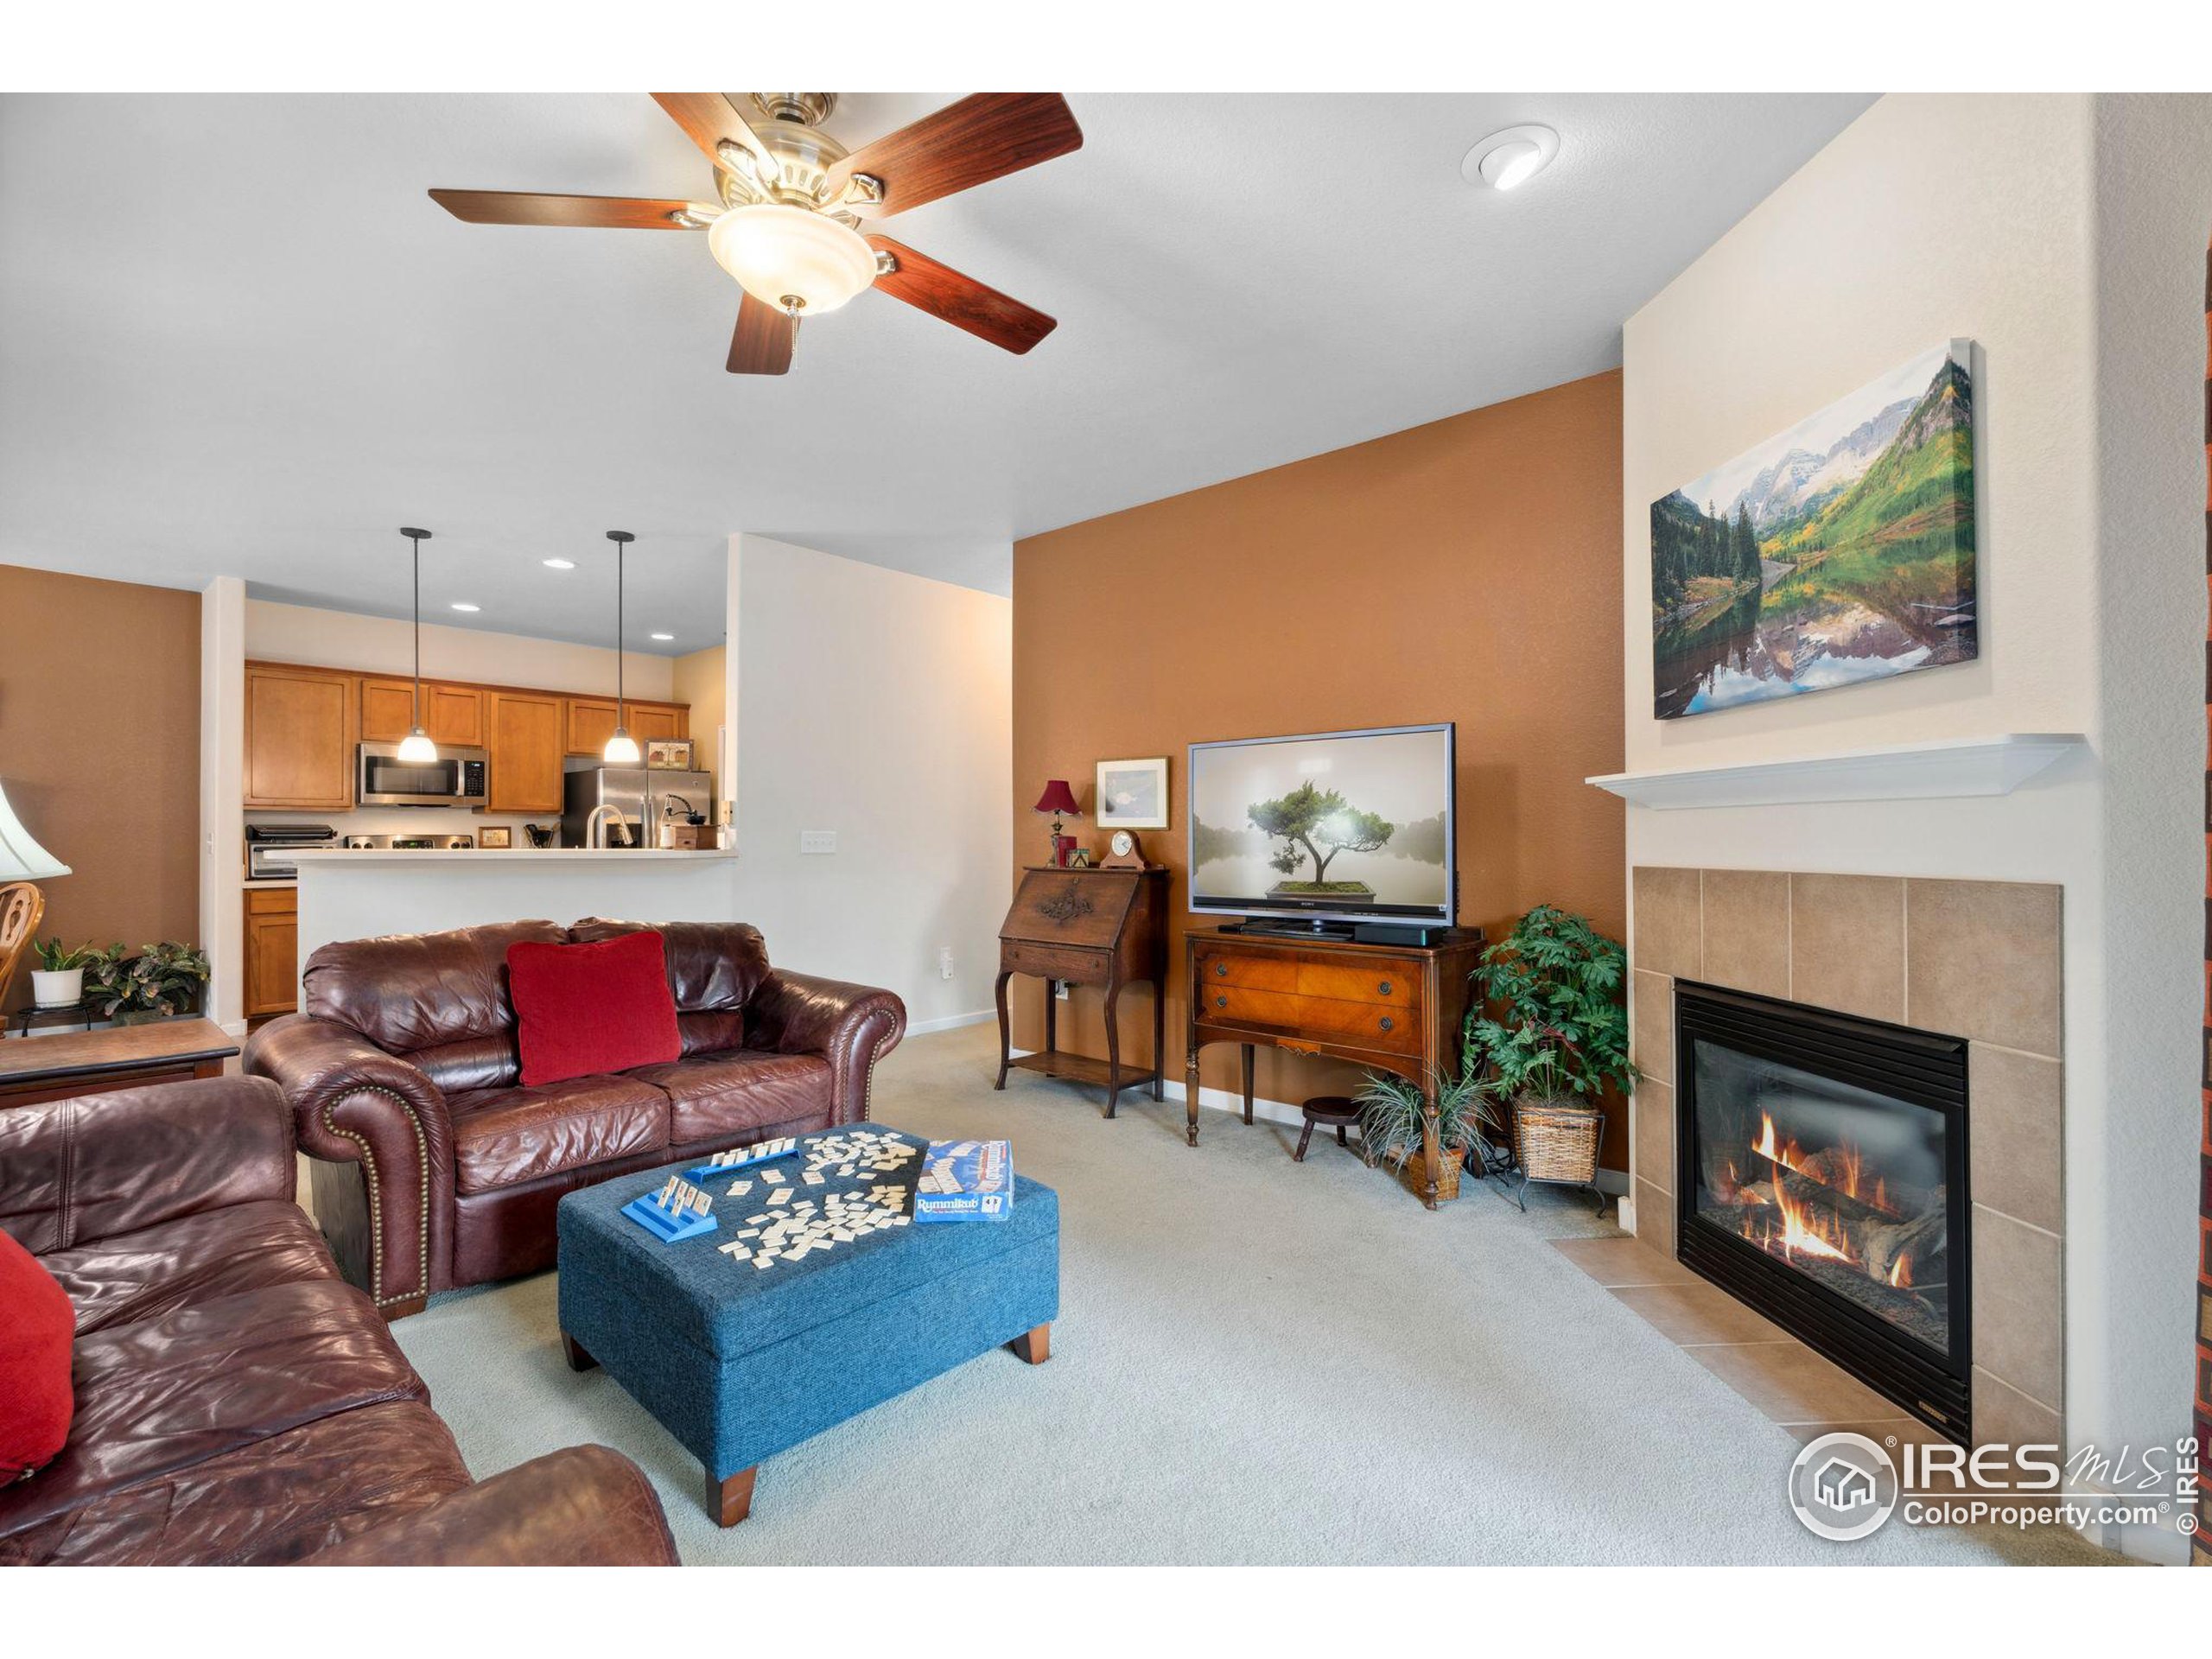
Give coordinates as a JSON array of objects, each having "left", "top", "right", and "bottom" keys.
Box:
[{"left": 1184, "top": 923, "right": 1485, "bottom": 1209}]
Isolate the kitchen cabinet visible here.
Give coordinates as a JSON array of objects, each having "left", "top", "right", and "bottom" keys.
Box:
[
  {"left": 486, "top": 690, "right": 564, "bottom": 814},
  {"left": 563, "top": 697, "right": 688, "bottom": 756},
  {"left": 245, "top": 664, "right": 355, "bottom": 809},
  {"left": 244, "top": 887, "right": 299, "bottom": 1019},
  {"left": 359, "top": 678, "right": 484, "bottom": 747}
]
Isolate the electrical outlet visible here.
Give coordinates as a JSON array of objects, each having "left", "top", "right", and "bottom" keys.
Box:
[
  {"left": 938, "top": 947, "right": 955, "bottom": 981},
  {"left": 799, "top": 830, "right": 836, "bottom": 855}
]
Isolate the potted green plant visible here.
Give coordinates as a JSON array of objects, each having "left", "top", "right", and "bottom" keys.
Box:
[
  {"left": 1465, "top": 906, "right": 1635, "bottom": 1196},
  {"left": 29, "top": 938, "right": 94, "bottom": 1008},
  {"left": 86, "top": 941, "right": 211, "bottom": 1025},
  {"left": 1356, "top": 1060, "right": 1499, "bottom": 1204}
]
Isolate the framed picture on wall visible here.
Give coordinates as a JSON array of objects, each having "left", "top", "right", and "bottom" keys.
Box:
[
  {"left": 478, "top": 826, "right": 512, "bottom": 849},
  {"left": 645, "top": 738, "right": 696, "bottom": 771},
  {"left": 1096, "top": 757, "right": 1169, "bottom": 830}
]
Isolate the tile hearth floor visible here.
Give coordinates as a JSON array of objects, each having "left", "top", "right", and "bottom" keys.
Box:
[{"left": 1554, "top": 1236, "right": 1958, "bottom": 1459}]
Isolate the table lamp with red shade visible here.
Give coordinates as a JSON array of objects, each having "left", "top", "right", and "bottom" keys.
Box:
[{"left": 1032, "top": 779, "right": 1082, "bottom": 868}]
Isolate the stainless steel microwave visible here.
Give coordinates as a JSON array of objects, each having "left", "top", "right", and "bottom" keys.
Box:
[{"left": 357, "top": 741, "right": 490, "bottom": 807}]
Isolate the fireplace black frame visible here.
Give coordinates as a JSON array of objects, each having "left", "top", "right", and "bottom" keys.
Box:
[{"left": 1673, "top": 981, "right": 1972, "bottom": 1442}]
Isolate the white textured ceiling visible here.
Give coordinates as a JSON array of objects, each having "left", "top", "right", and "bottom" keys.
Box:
[{"left": 0, "top": 92, "right": 1872, "bottom": 652}]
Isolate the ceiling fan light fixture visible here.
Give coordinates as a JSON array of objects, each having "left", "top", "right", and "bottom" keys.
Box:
[
  {"left": 708, "top": 204, "right": 876, "bottom": 315},
  {"left": 1463, "top": 124, "right": 1560, "bottom": 192}
]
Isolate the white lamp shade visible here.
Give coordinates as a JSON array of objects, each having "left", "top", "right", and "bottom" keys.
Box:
[
  {"left": 0, "top": 781, "right": 69, "bottom": 880},
  {"left": 603, "top": 730, "right": 642, "bottom": 766},
  {"left": 395, "top": 728, "right": 439, "bottom": 763},
  {"left": 708, "top": 204, "right": 877, "bottom": 315}
]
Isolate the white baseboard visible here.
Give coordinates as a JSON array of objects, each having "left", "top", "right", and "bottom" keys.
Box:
[{"left": 906, "top": 1008, "right": 996, "bottom": 1037}]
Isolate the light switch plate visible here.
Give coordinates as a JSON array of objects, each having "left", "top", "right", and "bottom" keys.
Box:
[{"left": 799, "top": 830, "right": 837, "bottom": 855}]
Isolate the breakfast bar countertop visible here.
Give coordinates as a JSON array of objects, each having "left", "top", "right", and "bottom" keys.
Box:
[{"left": 286, "top": 848, "right": 737, "bottom": 863}]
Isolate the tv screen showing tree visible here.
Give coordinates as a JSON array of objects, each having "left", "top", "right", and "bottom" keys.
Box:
[{"left": 1187, "top": 724, "right": 1454, "bottom": 923}]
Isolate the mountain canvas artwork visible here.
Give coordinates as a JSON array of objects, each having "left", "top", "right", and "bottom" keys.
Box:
[{"left": 1649, "top": 340, "right": 1977, "bottom": 719}]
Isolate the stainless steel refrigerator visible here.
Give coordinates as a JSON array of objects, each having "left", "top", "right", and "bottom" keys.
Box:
[{"left": 560, "top": 766, "right": 715, "bottom": 849}]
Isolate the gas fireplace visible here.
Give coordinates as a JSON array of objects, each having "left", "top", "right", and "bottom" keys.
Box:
[{"left": 1675, "top": 982, "right": 1972, "bottom": 1440}]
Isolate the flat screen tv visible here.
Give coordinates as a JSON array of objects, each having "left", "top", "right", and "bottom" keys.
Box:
[{"left": 1187, "top": 722, "right": 1455, "bottom": 933}]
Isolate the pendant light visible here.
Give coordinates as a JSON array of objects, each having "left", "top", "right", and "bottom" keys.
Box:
[
  {"left": 396, "top": 527, "right": 438, "bottom": 762},
  {"left": 603, "top": 529, "right": 640, "bottom": 765}
]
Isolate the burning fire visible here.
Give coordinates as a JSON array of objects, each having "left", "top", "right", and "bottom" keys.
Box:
[
  {"left": 1749, "top": 1111, "right": 1855, "bottom": 1265},
  {"left": 1889, "top": 1253, "right": 1913, "bottom": 1289}
]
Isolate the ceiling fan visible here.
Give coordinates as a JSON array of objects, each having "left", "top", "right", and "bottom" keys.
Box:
[{"left": 429, "top": 92, "right": 1082, "bottom": 375}]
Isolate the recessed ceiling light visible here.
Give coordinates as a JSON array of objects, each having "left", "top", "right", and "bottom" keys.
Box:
[
  {"left": 543, "top": 557, "right": 575, "bottom": 569},
  {"left": 1462, "top": 124, "right": 1560, "bottom": 192},
  {"left": 450, "top": 601, "right": 480, "bottom": 613},
  {"left": 650, "top": 632, "right": 675, "bottom": 641}
]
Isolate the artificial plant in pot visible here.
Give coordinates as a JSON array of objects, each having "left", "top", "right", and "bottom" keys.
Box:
[
  {"left": 86, "top": 941, "right": 211, "bottom": 1025},
  {"left": 1465, "top": 906, "right": 1635, "bottom": 1193},
  {"left": 1356, "top": 1059, "right": 1499, "bottom": 1205},
  {"left": 29, "top": 938, "right": 93, "bottom": 1008}
]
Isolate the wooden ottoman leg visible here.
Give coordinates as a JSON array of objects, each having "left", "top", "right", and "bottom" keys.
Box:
[
  {"left": 1294, "top": 1118, "right": 1315, "bottom": 1162},
  {"left": 561, "top": 1332, "right": 599, "bottom": 1372},
  {"left": 709, "top": 1465, "right": 758, "bottom": 1527},
  {"left": 1010, "top": 1322, "right": 1051, "bottom": 1364}
]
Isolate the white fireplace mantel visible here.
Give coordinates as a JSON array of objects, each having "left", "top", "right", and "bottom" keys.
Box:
[{"left": 1586, "top": 733, "right": 2086, "bottom": 810}]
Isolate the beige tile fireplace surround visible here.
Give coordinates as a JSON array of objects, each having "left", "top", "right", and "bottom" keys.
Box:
[{"left": 1628, "top": 868, "right": 2063, "bottom": 1452}]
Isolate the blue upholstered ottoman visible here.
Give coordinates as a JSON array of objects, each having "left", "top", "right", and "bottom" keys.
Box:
[{"left": 556, "top": 1126, "right": 1059, "bottom": 1526}]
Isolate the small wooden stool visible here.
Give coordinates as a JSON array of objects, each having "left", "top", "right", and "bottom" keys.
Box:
[{"left": 1295, "top": 1096, "right": 1363, "bottom": 1162}]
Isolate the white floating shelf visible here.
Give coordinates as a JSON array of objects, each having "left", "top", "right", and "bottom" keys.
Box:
[{"left": 1586, "top": 734, "right": 2086, "bottom": 810}]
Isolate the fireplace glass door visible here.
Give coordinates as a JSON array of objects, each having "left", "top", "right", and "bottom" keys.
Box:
[
  {"left": 1675, "top": 982, "right": 1970, "bottom": 1438},
  {"left": 1689, "top": 1043, "right": 1950, "bottom": 1355}
]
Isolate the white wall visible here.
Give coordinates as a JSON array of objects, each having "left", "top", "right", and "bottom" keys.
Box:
[
  {"left": 1619, "top": 93, "right": 2211, "bottom": 1560},
  {"left": 197, "top": 576, "right": 246, "bottom": 1029},
  {"left": 728, "top": 535, "right": 1013, "bottom": 1033},
  {"left": 245, "top": 599, "right": 677, "bottom": 702}
]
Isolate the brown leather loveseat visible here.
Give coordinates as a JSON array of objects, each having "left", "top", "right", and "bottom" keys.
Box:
[
  {"left": 0, "top": 1073, "right": 677, "bottom": 1566},
  {"left": 245, "top": 918, "right": 906, "bottom": 1318}
]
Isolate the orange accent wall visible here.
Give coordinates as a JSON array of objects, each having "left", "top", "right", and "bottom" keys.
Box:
[
  {"left": 1010, "top": 371, "right": 1629, "bottom": 1166},
  {"left": 0, "top": 566, "right": 201, "bottom": 1015}
]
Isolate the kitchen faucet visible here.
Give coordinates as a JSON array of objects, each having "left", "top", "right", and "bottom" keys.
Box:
[{"left": 584, "top": 803, "right": 633, "bottom": 850}]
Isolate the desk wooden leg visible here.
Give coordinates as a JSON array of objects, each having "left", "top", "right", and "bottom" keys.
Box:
[
  {"left": 992, "top": 971, "right": 1014, "bottom": 1089},
  {"left": 1044, "top": 981, "right": 1058, "bottom": 1059},
  {"left": 1421, "top": 1093, "right": 1442, "bottom": 1211},
  {"left": 1185, "top": 1046, "right": 1202, "bottom": 1147},
  {"left": 709, "top": 1465, "right": 757, "bottom": 1527},
  {"left": 1241, "top": 1045, "right": 1255, "bottom": 1126},
  {"left": 1103, "top": 982, "right": 1123, "bottom": 1119}
]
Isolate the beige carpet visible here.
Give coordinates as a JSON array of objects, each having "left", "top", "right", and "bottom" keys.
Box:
[{"left": 394, "top": 1022, "right": 2115, "bottom": 1565}]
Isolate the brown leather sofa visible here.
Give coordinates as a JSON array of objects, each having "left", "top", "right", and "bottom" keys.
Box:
[
  {"left": 245, "top": 918, "right": 906, "bottom": 1317},
  {"left": 0, "top": 1073, "right": 677, "bottom": 1566}
]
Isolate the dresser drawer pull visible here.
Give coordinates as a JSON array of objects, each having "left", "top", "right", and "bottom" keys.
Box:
[
  {"left": 1215, "top": 963, "right": 1228, "bottom": 977},
  {"left": 1215, "top": 995, "right": 1228, "bottom": 1009},
  {"left": 1378, "top": 1016, "right": 1395, "bottom": 1033},
  {"left": 1378, "top": 980, "right": 1393, "bottom": 995}
]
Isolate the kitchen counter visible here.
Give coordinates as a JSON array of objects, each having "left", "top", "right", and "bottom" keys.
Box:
[
  {"left": 291, "top": 842, "right": 741, "bottom": 965},
  {"left": 288, "top": 848, "right": 734, "bottom": 864}
]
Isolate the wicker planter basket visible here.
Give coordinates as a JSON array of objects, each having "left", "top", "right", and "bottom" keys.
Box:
[
  {"left": 1511, "top": 1097, "right": 1602, "bottom": 1185},
  {"left": 1389, "top": 1143, "right": 1468, "bottom": 1203}
]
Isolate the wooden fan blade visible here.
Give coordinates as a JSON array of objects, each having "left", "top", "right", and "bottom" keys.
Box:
[
  {"left": 867, "top": 236, "right": 1057, "bottom": 354},
  {"left": 826, "top": 94, "right": 1082, "bottom": 218},
  {"left": 652, "top": 92, "right": 780, "bottom": 183},
  {"left": 728, "top": 293, "right": 794, "bottom": 374},
  {"left": 429, "top": 189, "right": 708, "bottom": 230}
]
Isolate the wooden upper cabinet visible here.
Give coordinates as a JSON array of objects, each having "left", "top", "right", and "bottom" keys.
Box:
[
  {"left": 564, "top": 696, "right": 687, "bottom": 755},
  {"left": 361, "top": 678, "right": 483, "bottom": 747},
  {"left": 245, "top": 664, "right": 355, "bottom": 809},
  {"left": 358, "top": 677, "right": 418, "bottom": 743},
  {"left": 426, "top": 683, "right": 484, "bottom": 747},
  {"left": 629, "top": 703, "right": 688, "bottom": 744},
  {"left": 486, "top": 690, "right": 564, "bottom": 814},
  {"left": 563, "top": 697, "right": 620, "bottom": 758}
]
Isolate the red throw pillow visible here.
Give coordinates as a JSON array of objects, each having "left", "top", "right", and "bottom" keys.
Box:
[
  {"left": 0, "top": 1228, "right": 74, "bottom": 1480},
  {"left": 507, "top": 930, "right": 681, "bottom": 1088}
]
